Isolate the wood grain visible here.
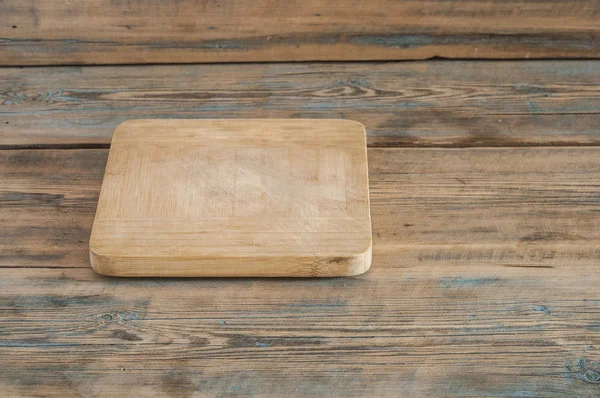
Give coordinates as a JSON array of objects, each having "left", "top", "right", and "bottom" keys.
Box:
[
  {"left": 3, "top": 57, "right": 600, "bottom": 394},
  {"left": 2, "top": 0, "right": 600, "bottom": 65},
  {"left": 0, "top": 149, "right": 107, "bottom": 267},
  {"left": 90, "top": 119, "right": 372, "bottom": 277},
  {"left": 2, "top": 147, "right": 600, "bottom": 395},
  {"left": 1, "top": 266, "right": 599, "bottom": 397},
  {"left": 4, "top": 146, "right": 600, "bottom": 271},
  {"left": 1, "top": 61, "right": 599, "bottom": 148}
]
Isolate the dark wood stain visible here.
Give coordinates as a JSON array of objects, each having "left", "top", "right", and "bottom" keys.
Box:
[
  {"left": 160, "top": 371, "right": 196, "bottom": 397},
  {"left": 110, "top": 330, "right": 142, "bottom": 342},
  {"left": 228, "top": 334, "right": 324, "bottom": 348}
]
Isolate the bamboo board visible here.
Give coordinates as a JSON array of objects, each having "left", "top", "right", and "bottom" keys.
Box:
[{"left": 89, "top": 119, "right": 372, "bottom": 277}]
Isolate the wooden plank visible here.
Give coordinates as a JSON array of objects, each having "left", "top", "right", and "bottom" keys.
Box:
[
  {"left": 3, "top": 147, "right": 600, "bottom": 270},
  {"left": 90, "top": 119, "right": 372, "bottom": 277},
  {"left": 1, "top": 254, "right": 599, "bottom": 395},
  {"left": 1, "top": 61, "right": 599, "bottom": 148},
  {"left": 1, "top": 0, "right": 599, "bottom": 65},
  {"left": 0, "top": 149, "right": 106, "bottom": 267}
]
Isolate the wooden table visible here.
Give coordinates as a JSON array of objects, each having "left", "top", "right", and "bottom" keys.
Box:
[{"left": 1, "top": 60, "right": 599, "bottom": 396}]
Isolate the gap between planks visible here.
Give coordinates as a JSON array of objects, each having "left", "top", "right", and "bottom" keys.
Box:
[{"left": 3, "top": 143, "right": 600, "bottom": 150}]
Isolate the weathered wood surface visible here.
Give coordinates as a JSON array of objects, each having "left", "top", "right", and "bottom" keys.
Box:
[
  {"left": 1, "top": 61, "right": 600, "bottom": 148},
  {"left": 1, "top": 148, "right": 600, "bottom": 396},
  {"left": 3, "top": 147, "right": 600, "bottom": 270},
  {"left": 2, "top": 59, "right": 600, "bottom": 395},
  {"left": 1, "top": 267, "right": 599, "bottom": 397},
  {"left": 2, "top": 0, "right": 600, "bottom": 65}
]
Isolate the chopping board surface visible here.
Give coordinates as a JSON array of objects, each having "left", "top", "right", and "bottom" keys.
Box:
[{"left": 89, "top": 119, "right": 372, "bottom": 277}]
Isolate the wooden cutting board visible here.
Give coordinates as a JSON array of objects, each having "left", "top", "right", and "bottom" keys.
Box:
[{"left": 89, "top": 119, "right": 372, "bottom": 277}]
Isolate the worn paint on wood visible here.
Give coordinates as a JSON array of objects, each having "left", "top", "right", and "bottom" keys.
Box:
[
  {"left": 1, "top": 61, "right": 600, "bottom": 148},
  {"left": 1, "top": 0, "right": 600, "bottom": 64}
]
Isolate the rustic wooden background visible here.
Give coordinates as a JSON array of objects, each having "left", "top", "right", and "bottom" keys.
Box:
[
  {"left": 1, "top": 0, "right": 600, "bottom": 396},
  {"left": 2, "top": 0, "right": 600, "bottom": 64}
]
